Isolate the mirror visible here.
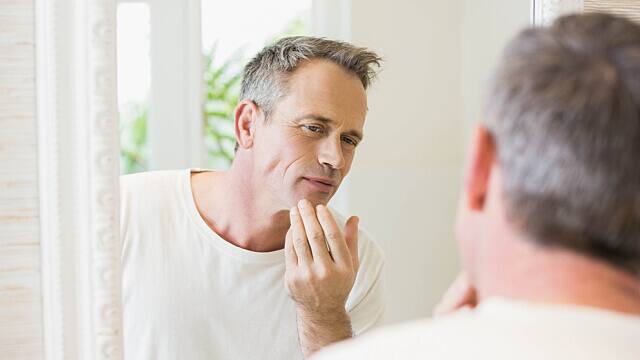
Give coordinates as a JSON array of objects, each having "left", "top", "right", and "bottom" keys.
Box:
[{"left": 3, "top": 0, "right": 639, "bottom": 358}]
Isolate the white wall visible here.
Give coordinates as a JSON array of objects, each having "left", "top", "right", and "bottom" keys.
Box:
[
  {"left": 345, "top": 0, "right": 530, "bottom": 324},
  {"left": 461, "top": 0, "right": 532, "bottom": 146}
]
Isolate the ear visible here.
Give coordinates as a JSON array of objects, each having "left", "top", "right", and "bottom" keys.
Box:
[
  {"left": 463, "top": 125, "right": 496, "bottom": 211},
  {"left": 234, "top": 100, "right": 262, "bottom": 150}
]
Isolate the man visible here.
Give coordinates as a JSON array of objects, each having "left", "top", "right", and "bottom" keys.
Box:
[
  {"left": 120, "top": 37, "right": 384, "bottom": 359},
  {"left": 314, "top": 13, "right": 640, "bottom": 360}
]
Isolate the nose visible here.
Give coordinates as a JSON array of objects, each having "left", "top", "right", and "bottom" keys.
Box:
[{"left": 318, "top": 137, "right": 345, "bottom": 170}]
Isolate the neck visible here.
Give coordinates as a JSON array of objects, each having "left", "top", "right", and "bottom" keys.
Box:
[
  {"left": 476, "top": 234, "right": 640, "bottom": 316},
  {"left": 191, "top": 162, "right": 291, "bottom": 252}
]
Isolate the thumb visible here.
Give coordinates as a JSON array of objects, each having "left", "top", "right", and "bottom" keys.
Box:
[
  {"left": 344, "top": 216, "right": 360, "bottom": 269},
  {"left": 433, "top": 272, "right": 477, "bottom": 317}
]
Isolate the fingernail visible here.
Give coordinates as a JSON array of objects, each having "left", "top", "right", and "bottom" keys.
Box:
[{"left": 298, "top": 199, "right": 310, "bottom": 208}]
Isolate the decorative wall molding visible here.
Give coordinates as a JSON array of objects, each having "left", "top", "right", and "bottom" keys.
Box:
[
  {"left": 36, "top": 0, "right": 123, "bottom": 359},
  {"left": 532, "top": 0, "right": 640, "bottom": 26},
  {"left": 584, "top": 0, "right": 640, "bottom": 23}
]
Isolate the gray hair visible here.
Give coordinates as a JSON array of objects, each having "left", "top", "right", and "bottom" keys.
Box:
[
  {"left": 239, "top": 36, "right": 382, "bottom": 118},
  {"left": 485, "top": 13, "right": 640, "bottom": 273}
]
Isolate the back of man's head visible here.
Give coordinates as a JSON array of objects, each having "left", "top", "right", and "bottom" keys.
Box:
[{"left": 485, "top": 13, "right": 640, "bottom": 275}]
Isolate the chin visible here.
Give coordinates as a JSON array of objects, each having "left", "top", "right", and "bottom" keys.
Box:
[
  {"left": 309, "top": 197, "right": 330, "bottom": 207},
  {"left": 291, "top": 192, "right": 332, "bottom": 207}
]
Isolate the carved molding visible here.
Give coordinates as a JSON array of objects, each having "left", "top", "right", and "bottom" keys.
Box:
[
  {"left": 36, "top": 0, "right": 123, "bottom": 359},
  {"left": 532, "top": 0, "right": 584, "bottom": 26}
]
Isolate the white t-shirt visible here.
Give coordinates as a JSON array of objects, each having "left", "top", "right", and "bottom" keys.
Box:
[
  {"left": 313, "top": 297, "right": 640, "bottom": 360},
  {"left": 120, "top": 169, "right": 385, "bottom": 360}
]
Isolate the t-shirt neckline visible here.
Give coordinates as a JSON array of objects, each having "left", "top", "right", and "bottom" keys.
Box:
[{"left": 179, "top": 168, "right": 285, "bottom": 264}]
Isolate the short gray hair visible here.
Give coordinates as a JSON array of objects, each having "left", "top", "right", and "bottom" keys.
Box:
[
  {"left": 239, "top": 36, "right": 381, "bottom": 118},
  {"left": 486, "top": 13, "right": 640, "bottom": 273}
]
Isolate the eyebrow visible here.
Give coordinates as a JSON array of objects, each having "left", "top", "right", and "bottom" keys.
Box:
[{"left": 294, "top": 113, "right": 364, "bottom": 141}]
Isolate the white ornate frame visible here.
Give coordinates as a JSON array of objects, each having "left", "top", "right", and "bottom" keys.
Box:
[
  {"left": 532, "top": 0, "right": 584, "bottom": 25},
  {"left": 36, "top": 0, "right": 123, "bottom": 359}
]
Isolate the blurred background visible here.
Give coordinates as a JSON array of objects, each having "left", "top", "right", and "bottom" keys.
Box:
[{"left": 115, "top": 0, "right": 532, "bottom": 325}]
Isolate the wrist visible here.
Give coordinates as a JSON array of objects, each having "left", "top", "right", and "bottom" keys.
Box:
[
  {"left": 295, "top": 306, "right": 353, "bottom": 358},
  {"left": 297, "top": 305, "right": 348, "bottom": 321},
  {"left": 300, "top": 306, "right": 349, "bottom": 326}
]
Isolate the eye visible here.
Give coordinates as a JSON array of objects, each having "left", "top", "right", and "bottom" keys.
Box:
[
  {"left": 342, "top": 136, "right": 358, "bottom": 147},
  {"left": 303, "top": 124, "right": 324, "bottom": 133}
]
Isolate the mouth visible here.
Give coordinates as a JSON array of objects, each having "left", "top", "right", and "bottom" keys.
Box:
[{"left": 302, "top": 177, "right": 337, "bottom": 193}]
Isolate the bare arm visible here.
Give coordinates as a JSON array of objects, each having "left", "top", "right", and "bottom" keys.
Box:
[
  {"left": 295, "top": 306, "right": 352, "bottom": 356},
  {"left": 285, "top": 199, "right": 360, "bottom": 358}
]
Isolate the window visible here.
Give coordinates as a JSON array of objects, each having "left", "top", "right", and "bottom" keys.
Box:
[
  {"left": 116, "top": 0, "right": 315, "bottom": 174},
  {"left": 201, "top": 0, "right": 311, "bottom": 169},
  {"left": 117, "top": 3, "right": 150, "bottom": 174}
]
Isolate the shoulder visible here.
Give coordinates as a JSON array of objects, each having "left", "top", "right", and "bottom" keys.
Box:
[
  {"left": 120, "top": 169, "right": 187, "bottom": 205},
  {"left": 313, "top": 318, "right": 438, "bottom": 359},
  {"left": 119, "top": 169, "right": 189, "bottom": 228},
  {"left": 314, "top": 311, "right": 480, "bottom": 359},
  {"left": 120, "top": 169, "right": 185, "bottom": 195}
]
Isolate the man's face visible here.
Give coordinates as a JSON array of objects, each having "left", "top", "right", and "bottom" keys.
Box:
[{"left": 251, "top": 59, "right": 367, "bottom": 208}]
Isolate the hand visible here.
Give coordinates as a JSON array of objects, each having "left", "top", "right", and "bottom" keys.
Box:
[
  {"left": 285, "top": 199, "right": 359, "bottom": 314},
  {"left": 284, "top": 199, "right": 359, "bottom": 356},
  {"left": 433, "top": 271, "right": 478, "bottom": 317}
]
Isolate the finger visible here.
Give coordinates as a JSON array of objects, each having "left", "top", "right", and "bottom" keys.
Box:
[
  {"left": 433, "top": 272, "right": 477, "bottom": 317},
  {"left": 344, "top": 216, "right": 360, "bottom": 269},
  {"left": 434, "top": 273, "right": 471, "bottom": 316},
  {"left": 315, "top": 205, "right": 350, "bottom": 266},
  {"left": 290, "top": 206, "right": 313, "bottom": 265},
  {"left": 284, "top": 228, "right": 298, "bottom": 268},
  {"left": 297, "top": 199, "right": 332, "bottom": 264}
]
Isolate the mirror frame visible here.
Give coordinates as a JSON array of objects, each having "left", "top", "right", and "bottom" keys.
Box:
[
  {"left": 532, "top": 0, "right": 584, "bottom": 25},
  {"left": 36, "top": 0, "right": 123, "bottom": 358}
]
